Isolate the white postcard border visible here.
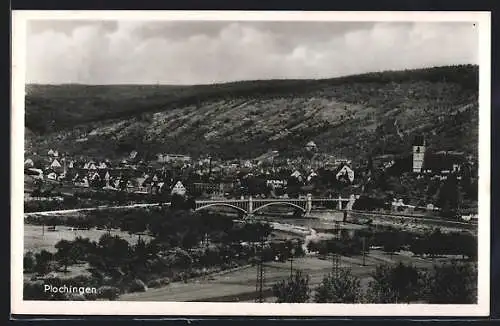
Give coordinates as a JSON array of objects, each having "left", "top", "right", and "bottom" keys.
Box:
[{"left": 11, "top": 10, "right": 491, "bottom": 316}]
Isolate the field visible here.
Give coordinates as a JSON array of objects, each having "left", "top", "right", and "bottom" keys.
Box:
[
  {"left": 119, "top": 250, "right": 455, "bottom": 302},
  {"left": 24, "top": 224, "right": 152, "bottom": 254},
  {"left": 23, "top": 208, "right": 475, "bottom": 303}
]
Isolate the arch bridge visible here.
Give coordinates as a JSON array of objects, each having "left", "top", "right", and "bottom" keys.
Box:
[{"left": 194, "top": 195, "right": 357, "bottom": 216}]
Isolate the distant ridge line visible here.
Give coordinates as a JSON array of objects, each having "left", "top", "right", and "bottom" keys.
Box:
[{"left": 26, "top": 64, "right": 478, "bottom": 87}]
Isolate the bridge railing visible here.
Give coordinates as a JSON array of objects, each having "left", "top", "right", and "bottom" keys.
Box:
[
  {"left": 196, "top": 198, "right": 351, "bottom": 202},
  {"left": 196, "top": 199, "right": 248, "bottom": 204}
]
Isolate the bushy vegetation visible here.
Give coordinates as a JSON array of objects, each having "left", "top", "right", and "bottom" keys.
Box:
[
  {"left": 272, "top": 270, "right": 311, "bottom": 303},
  {"left": 24, "top": 203, "right": 313, "bottom": 300},
  {"left": 425, "top": 261, "right": 477, "bottom": 304},
  {"left": 409, "top": 229, "right": 477, "bottom": 259},
  {"left": 271, "top": 261, "right": 477, "bottom": 304},
  {"left": 314, "top": 269, "right": 362, "bottom": 303},
  {"left": 307, "top": 226, "right": 477, "bottom": 260},
  {"left": 366, "top": 262, "right": 424, "bottom": 303}
]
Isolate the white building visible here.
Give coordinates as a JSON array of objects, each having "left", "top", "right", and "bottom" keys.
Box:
[
  {"left": 412, "top": 136, "right": 426, "bottom": 173},
  {"left": 157, "top": 154, "right": 192, "bottom": 163},
  {"left": 336, "top": 165, "right": 355, "bottom": 183},
  {"left": 24, "top": 158, "right": 34, "bottom": 167},
  {"left": 305, "top": 141, "right": 317, "bottom": 152},
  {"left": 171, "top": 181, "right": 187, "bottom": 196},
  {"left": 50, "top": 159, "right": 62, "bottom": 170}
]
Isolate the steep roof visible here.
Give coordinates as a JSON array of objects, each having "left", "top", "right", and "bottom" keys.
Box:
[
  {"left": 423, "top": 152, "right": 465, "bottom": 171},
  {"left": 171, "top": 181, "right": 187, "bottom": 195},
  {"left": 336, "top": 165, "right": 355, "bottom": 182},
  {"left": 412, "top": 135, "right": 425, "bottom": 146},
  {"left": 50, "top": 159, "right": 62, "bottom": 168}
]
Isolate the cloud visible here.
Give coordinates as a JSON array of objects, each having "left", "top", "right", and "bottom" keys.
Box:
[{"left": 25, "top": 20, "right": 478, "bottom": 84}]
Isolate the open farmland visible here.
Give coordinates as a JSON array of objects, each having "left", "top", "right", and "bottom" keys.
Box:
[
  {"left": 24, "top": 224, "right": 152, "bottom": 253},
  {"left": 119, "top": 250, "right": 459, "bottom": 302}
]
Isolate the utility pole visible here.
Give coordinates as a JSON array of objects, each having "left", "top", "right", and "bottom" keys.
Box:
[
  {"left": 362, "top": 236, "right": 366, "bottom": 266},
  {"left": 255, "top": 236, "right": 265, "bottom": 303},
  {"left": 332, "top": 252, "right": 340, "bottom": 277},
  {"left": 332, "top": 221, "right": 341, "bottom": 277},
  {"left": 256, "top": 258, "right": 264, "bottom": 302},
  {"left": 208, "top": 156, "right": 212, "bottom": 182},
  {"left": 289, "top": 248, "right": 295, "bottom": 278}
]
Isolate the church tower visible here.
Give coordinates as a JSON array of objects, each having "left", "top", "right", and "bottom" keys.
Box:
[{"left": 412, "top": 135, "right": 426, "bottom": 173}]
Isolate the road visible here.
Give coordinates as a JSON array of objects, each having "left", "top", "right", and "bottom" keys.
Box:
[{"left": 24, "top": 203, "right": 162, "bottom": 217}]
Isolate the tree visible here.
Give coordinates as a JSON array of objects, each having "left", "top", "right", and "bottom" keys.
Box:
[
  {"left": 171, "top": 248, "right": 194, "bottom": 269},
  {"left": 426, "top": 262, "right": 477, "bottom": 304},
  {"left": 185, "top": 197, "right": 196, "bottom": 210},
  {"left": 314, "top": 268, "right": 362, "bottom": 303},
  {"left": 23, "top": 251, "right": 36, "bottom": 273},
  {"left": 436, "top": 173, "right": 461, "bottom": 217},
  {"left": 459, "top": 234, "right": 478, "bottom": 260},
  {"left": 120, "top": 212, "right": 147, "bottom": 239},
  {"left": 236, "top": 221, "right": 273, "bottom": 243},
  {"left": 55, "top": 239, "right": 75, "bottom": 272},
  {"left": 34, "top": 250, "right": 54, "bottom": 275},
  {"left": 272, "top": 270, "right": 311, "bottom": 303},
  {"left": 383, "top": 240, "right": 401, "bottom": 260},
  {"left": 170, "top": 194, "right": 186, "bottom": 210},
  {"left": 72, "top": 236, "right": 97, "bottom": 261},
  {"left": 367, "top": 263, "right": 422, "bottom": 303},
  {"left": 91, "top": 234, "right": 132, "bottom": 275}
]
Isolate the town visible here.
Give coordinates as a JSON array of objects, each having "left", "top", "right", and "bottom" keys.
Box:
[
  {"left": 24, "top": 136, "right": 478, "bottom": 221},
  {"left": 23, "top": 135, "right": 478, "bottom": 303},
  {"left": 20, "top": 19, "right": 481, "bottom": 305}
]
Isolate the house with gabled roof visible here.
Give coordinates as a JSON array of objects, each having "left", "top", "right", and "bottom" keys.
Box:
[
  {"left": 171, "top": 181, "right": 187, "bottom": 196},
  {"left": 335, "top": 164, "right": 355, "bottom": 183},
  {"left": 90, "top": 171, "right": 101, "bottom": 182},
  {"left": 306, "top": 170, "right": 318, "bottom": 182},
  {"left": 24, "top": 158, "right": 34, "bottom": 167},
  {"left": 50, "top": 159, "right": 62, "bottom": 170}
]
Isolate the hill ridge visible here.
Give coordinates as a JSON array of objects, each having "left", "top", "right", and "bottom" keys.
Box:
[{"left": 25, "top": 65, "right": 479, "bottom": 161}]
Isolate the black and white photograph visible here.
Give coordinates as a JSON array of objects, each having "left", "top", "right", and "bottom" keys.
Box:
[{"left": 11, "top": 11, "right": 491, "bottom": 316}]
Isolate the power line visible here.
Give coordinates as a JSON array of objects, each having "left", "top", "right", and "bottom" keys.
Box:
[
  {"left": 332, "top": 220, "right": 341, "bottom": 277},
  {"left": 255, "top": 235, "right": 265, "bottom": 303}
]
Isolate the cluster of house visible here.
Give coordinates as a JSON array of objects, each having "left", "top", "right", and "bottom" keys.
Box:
[
  {"left": 24, "top": 148, "right": 192, "bottom": 196},
  {"left": 23, "top": 137, "right": 476, "bottom": 202},
  {"left": 23, "top": 141, "right": 358, "bottom": 198},
  {"left": 367, "top": 136, "right": 476, "bottom": 181},
  {"left": 390, "top": 199, "right": 478, "bottom": 222}
]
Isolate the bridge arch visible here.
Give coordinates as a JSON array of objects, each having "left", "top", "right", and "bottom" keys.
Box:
[
  {"left": 195, "top": 203, "right": 247, "bottom": 214},
  {"left": 252, "top": 202, "right": 306, "bottom": 214}
]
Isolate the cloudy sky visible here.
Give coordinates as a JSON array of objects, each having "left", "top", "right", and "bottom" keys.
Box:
[{"left": 26, "top": 20, "right": 478, "bottom": 85}]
